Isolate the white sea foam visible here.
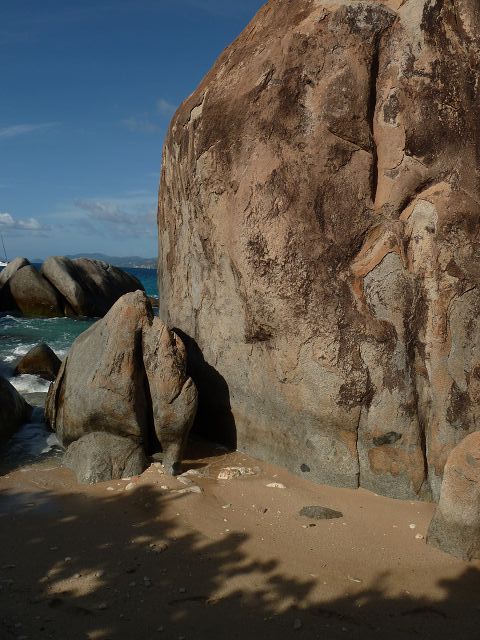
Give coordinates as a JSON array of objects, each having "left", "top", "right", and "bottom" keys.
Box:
[
  {"left": 5, "top": 409, "right": 62, "bottom": 459},
  {"left": 11, "top": 344, "right": 36, "bottom": 357},
  {"left": 9, "top": 373, "right": 51, "bottom": 394}
]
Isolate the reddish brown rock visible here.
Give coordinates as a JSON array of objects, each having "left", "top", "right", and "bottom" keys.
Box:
[
  {"left": 158, "top": 0, "right": 480, "bottom": 499},
  {"left": 427, "top": 433, "right": 480, "bottom": 560}
]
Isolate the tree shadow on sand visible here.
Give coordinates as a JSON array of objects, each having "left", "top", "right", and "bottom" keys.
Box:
[{"left": 1, "top": 476, "right": 480, "bottom": 640}]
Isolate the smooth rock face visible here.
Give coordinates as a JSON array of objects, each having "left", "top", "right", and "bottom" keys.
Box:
[
  {"left": 0, "top": 376, "right": 32, "bottom": 445},
  {"left": 15, "top": 343, "right": 62, "bottom": 381},
  {"left": 8, "top": 265, "right": 64, "bottom": 317},
  {"left": 41, "top": 256, "right": 144, "bottom": 317},
  {"left": 427, "top": 433, "right": 480, "bottom": 560},
  {"left": 63, "top": 432, "right": 148, "bottom": 484},
  {"left": 46, "top": 291, "right": 198, "bottom": 473},
  {"left": 158, "top": 0, "right": 480, "bottom": 499}
]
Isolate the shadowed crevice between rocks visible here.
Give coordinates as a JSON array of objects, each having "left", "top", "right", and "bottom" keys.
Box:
[{"left": 173, "top": 329, "right": 237, "bottom": 450}]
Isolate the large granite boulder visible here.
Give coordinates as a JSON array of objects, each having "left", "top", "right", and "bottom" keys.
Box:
[
  {"left": 0, "top": 257, "right": 30, "bottom": 311},
  {"left": 46, "top": 291, "right": 198, "bottom": 474},
  {"left": 0, "top": 376, "right": 32, "bottom": 445},
  {"left": 0, "top": 257, "right": 30, "bottom": 287},
  {"left": 41, "top": 256, "right": 144, "bottom": 317},
  {"left": 8, "top": 265, "right": 64, "bottom": 317},
  {"left": 15, "top": 343, "right": 62, "bottom": 381},
  {"left": 63, "top": 432, "right": 148, "bottom": 484},
  {"left": 427, "top": 433, "right": 480, "bottom": 561},
  {"left": 158, "top": 0, "right": 480, "bottom": 499}
]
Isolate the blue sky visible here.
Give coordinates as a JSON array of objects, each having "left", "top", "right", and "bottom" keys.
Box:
[{"left": 0, "top": 0, "right": 265, "bottom": 260}]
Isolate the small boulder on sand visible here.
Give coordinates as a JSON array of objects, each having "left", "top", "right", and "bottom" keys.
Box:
[
  {"left": 15, "top": 343, "right": 62, "bottom": 381},
  {"left": 63, "top": 432, "right": 148, "bottom": 484},
  {"left": 427, "top": 432, "right": 480, "bottom": 561}
]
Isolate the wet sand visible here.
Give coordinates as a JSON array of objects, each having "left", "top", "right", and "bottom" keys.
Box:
[{"left": 1, "top": 442, "right": 480, "bottom": 639}]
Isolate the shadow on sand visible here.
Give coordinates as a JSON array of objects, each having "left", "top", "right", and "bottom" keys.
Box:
[{"left": 1, "top": 476, "right": 480, "bottom": 640}]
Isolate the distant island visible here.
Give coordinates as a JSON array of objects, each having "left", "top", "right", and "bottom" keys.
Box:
[{"left": 31, "top": 253, "right": 157, "bottom": 270}]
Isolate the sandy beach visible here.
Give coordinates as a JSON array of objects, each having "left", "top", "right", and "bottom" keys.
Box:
[{"left": 1, "top": 441, "right": 480, "bottom": 640}]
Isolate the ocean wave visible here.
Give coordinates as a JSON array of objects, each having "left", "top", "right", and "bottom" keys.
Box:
[{"left": 9, "top": 373, "right": 51, "bottom": 394}]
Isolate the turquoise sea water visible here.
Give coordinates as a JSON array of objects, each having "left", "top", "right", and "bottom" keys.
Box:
[{"left": 0, "top": 266, "right": 158, "bottom": 394}]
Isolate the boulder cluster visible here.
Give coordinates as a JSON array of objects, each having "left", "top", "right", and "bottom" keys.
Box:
[
  {"left": 0, "top": 256, "right": 144, "bottom": 317},
  {"left": 45, "top": 291, "right": 198, "bottom": 480}
]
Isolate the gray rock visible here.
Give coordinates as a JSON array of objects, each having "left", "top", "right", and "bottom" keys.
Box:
[
  {"left": 63, "top": 432, "right": 148, "bottom": 484},
  {"left": 0, "top": 376, "right": 32, "bottom": 445},
  {"left": 299, "top": 506, "right": 343, "bottom": 520},
  {"left": 41, "top": 256, "right": 144, "bottom": 317},
  {"left": 8, "top": 265, "right": 64, "bottom": 317},
  {"left": 15, "top": 343, "right": 61, "bottom": 381}
]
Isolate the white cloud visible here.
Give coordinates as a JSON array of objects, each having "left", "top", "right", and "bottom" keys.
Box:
[
  {"left": 0, "top": 122, "right": 59, "bottom": 140},
  {"left": 72, "top": 196, "right": 156, "bottom": 238},
  {"left": 0, "top": 212, "right": 50, "bottom": 236}
]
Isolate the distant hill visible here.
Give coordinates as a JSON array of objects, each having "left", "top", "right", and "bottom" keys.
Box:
[{"left": 66, "top": 253, "right": 157, "bottom": 269}]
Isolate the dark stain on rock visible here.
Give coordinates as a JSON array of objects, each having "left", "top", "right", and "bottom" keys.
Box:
[
  {"left": 447, "top": 383, "right": 471, "bottom": 430},
  {"left": 373, "top": 431, "right": 402, "bottom": 447},
  {"left": 383, "top": 92, "right": 400, "bottom": 125}
]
